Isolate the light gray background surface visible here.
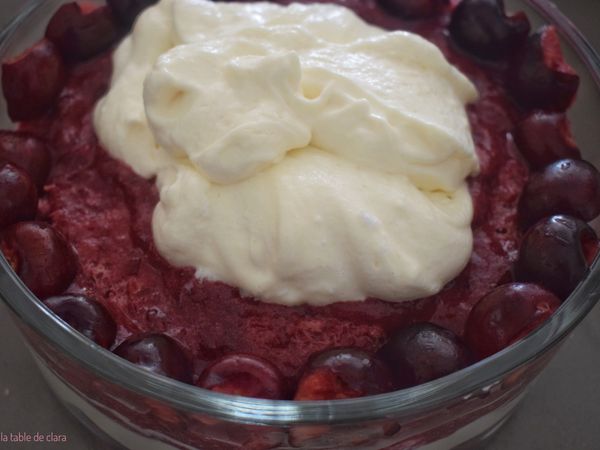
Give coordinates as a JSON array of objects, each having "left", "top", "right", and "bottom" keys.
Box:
[{"left": 0, "top": 0, "right": 599, "bottom": 449}]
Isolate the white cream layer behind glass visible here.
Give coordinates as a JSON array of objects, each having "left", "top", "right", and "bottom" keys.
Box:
[{"left": 94, "top": 0, "right": 479, "bottom": 306}]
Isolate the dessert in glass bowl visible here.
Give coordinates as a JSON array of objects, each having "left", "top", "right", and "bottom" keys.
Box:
[{"left": 0, "top": 0, "right": 599, "bottom": 449}]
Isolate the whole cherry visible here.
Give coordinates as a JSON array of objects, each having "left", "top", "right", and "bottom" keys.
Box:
[
  {"left": 378, "top": 0, "right": 448, "bottom": 19},
  {"left": 46, "top": 3, "right": 121, "bottom": 61},
  {"left": 513, "top": 112, "right": 580, "bottom": 169},
  {"left": 448, "top": 0, "right": 530, "bottom": 60},
  {"left": 45, "top": 294, "right": 117, "bottom": 348},
  {"left": 106, "top": 0, "right": 159, "bottom": 27},
  {"left": 513, "top": 215, "right": 597, "bottom": 299},
  {"left": 113, "top": 334, "right": 193, "bottom": 383},
  {"left": 0, "top": 131, "right": 51, "bottom": 189},
  {"left": 1, "top": 39, "right": 65, "bottom": 121},
  {"left": 378, "top": 323, "right": 471, "bottom": 388},
  {"left": 0, "top": 222, "right": 77, "bottom": 298},
  {"left": 0, "top": 163, "right": 38, "bottom": 228},
  {"left": 197, "top": 354, "right": 286, "bottom": 399},
  {"left": 518, "top": 159, "right": 600, "bottom": 229},
  {"left": 509, "top": 26, "right": 579, "bottom": 111},
  {"left": 294, "top": 347, "right": 395, "bottom": 400},
  {"left": 465, "top": 283, "right": 561, "bottom": 358}
]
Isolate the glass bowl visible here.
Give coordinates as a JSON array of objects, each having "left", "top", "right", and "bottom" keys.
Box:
[{"left": 0, "top": 0, "right": 599, "bottom": 449}]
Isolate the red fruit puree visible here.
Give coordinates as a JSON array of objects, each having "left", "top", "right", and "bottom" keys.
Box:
[{"left": 17, "top": 0, "right": 527, "bottom": 384}]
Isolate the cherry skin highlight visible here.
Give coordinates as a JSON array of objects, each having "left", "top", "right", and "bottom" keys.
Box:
[
  {"left": 197, "top": 354, "right": 286, "bottom": 399},
  {"left": 378, "top": 323, "right": 471, "bottom": 388},
  {"left": 294, "top": 348, "right": 395, "bottom": 400},
  {"left": 1, "top": 39, "right": 65, "bottom": 121},
  {"left": 0, "top": 222, "right": 77, "bottom": 298},
  {"left": 513, "top": 112, "right": 580, "bottom": 169},
  {"left": 518, "top": 159, "right": 600, "bottom": 229},
  {"left": 113, "top": 334, "right": 193, "bottom": 383},
  {"left": 449, "top": 0, "right": 530, "bottom": 59},
  {"left": 0, "top": 131, "right": 51, "bottom": 189},
  {"left": 44, "top": 294, "right": 117, "bottom": 348},
  {"left": 513, "top": 215, "right": 597, "bottom": 299},
  {"left": 465, "top": 283, "right": 561, "bottom": 358},
  {"left": 0, "top": 164, "right": 38, "bottom": 228}
]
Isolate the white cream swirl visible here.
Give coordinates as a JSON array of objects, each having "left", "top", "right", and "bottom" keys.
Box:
[{"left": 94, "top": 0, "right": 479, "bottom": 306}]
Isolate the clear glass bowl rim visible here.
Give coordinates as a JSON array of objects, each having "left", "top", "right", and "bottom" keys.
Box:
[{"left": 0, "top": 0, "right": 599, "bottom": 427}]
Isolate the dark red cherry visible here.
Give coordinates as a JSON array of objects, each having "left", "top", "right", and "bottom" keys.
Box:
[
  {"left": 1, "top": 39, "right": 65, "bottom": 122},
  {"left": 465, "top": 283, "right": 560, "bottom": 358},
  {"left": 513, "top": 215, "right": 597, "bottom": 299},
  {"left": 0, "top": 222, "right": 77, "bottom": 298},
  {"left": 518, "top": 159, "right": 600, "bottom": 229},
  {"left": 513, "top": 112, "right": 580, "bottom": 169},
  {"left": 0, "top": 164, "right": 38, "bottom": 228},
  {"left": 448, "top": 0, "right": 530, "bottom": 59},
  {"left": 44, "top": 295, "right": 116, "bottom": 348},
  {"left": 294, "top": 348, "right": 394, "bottom": 400},
  {"left": 378, "top": 0, "right": 448, "bottom": 19},
  {"left": 45, "top": 3, "right": 120, "bottom": 61},
  {"left": 197, "top": 354, "right": 286, "bottom": 399},
  {"left": 378, "top": 323, "right": 471, "bottom": 388},
  {"left": 0, "top": 131, "right": 51, "bottom": 189},
  {"left": 114, "top": 334, "right": 193, "bottom": 383},
  {"left": 509, "top": 26, "right": 579, "bottom": 111},
  {"left": 106, "top": 0, "right": 159, "bottom": 27}
]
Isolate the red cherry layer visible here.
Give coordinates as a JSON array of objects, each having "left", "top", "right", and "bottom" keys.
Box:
[
  {"left": 513, "top": 215, "right": 597, "bottom": 299},
  {"left": 465, "top": 283, "right": 560, "bottom": 358},
  {"left": 513, "top": 112, "right": 580, "bottom": 169},
  {"left": 294, "top": 348, "right": 394, "bottom": 400},
  {"left": 2, "top": 39, "right": 66, "bottom": 122},
  {"left": 518, "top": 159, "right": 600, "bottom": 229},
  {"left": 114, "top": 334, "right": 193, "bottom": 383},
  {"left": 46, "top": 3, "right": 120, "bottom": 62},
  {"left": 0, "top": 222, "right": 77, "bottom": 299},
  {"left": 449, "top": 0, "right": 530, "bottom": 60},
  {"left": 106, "top": 0, "right": 160, "bottom": 27},
  {"left": 378, "top": 0, "right": 449, "bottom": 19},
  {"left": 0, "top": 163, "right": 38, "bottom": 228},
  {"left": 378, "top": 323, "right": 471, "bottom": 388},
  {"left": 0, "top": 131, "right": 51, "bottom": 189},
  {"left": 197, "top": 354, "right": 286, "bottom": 399},
  {"left": 45, "top": 294, "right": 117, "bottom": 348},
  {"left": 509, "top": 26, "right": 579, "bottom": 111}
]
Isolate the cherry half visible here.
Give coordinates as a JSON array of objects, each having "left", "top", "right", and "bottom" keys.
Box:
[
  {"left": 44, "top": 294, "right": 117, "bottom": 348},
  {"left": 197, "top": 354, "right": 286, "bottom": 399},
  {"left": 513, "top": 112, "right": 580, "bottom": 169},
  {"left": 378, "top": 323, "right": 471, "bottom": 388},
  {"left": 509, "top": 26, "right": 579, "bottom": 111},
  {"left": 449, "top": 0, "right": 530, "bottom": 60},
  {"left": 518, "top": 159, "right": 600, "bottom": 229},
  {"left": 0, "top": 163, "right": 38, "bottom": 228},
  {"left": 465, "top": 283, "right": 561, "bottom": 358},
  {"left": 0, "top": 131, "right": 51, "bottom": 189},
  {"left": 1, "top": 39, "right": 66, "bottom": 122},
  {"left": 294, "top": 348, "right": 395, "bottom": 400},
  {"left": 0, "top": 222, "right": 77, "bottom": 298},
  {"left": 513, "top": 215, "right": 597, "bottom": 299},
  {"left": 378, "top": 0, "right": 449, "bottom": 19},
  {"left": 114, "top": 334, "right": 193, "bottom": 383},
  {"left": 106, "top": 0, "right": 160, "bottom": 27},
  {"left": 46, "top": 3, "right": 121, "bottom": 62}
]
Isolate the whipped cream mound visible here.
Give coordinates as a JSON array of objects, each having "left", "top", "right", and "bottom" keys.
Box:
[{"left": 94, "top": 0, "right": 479, "bottom": 306}]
